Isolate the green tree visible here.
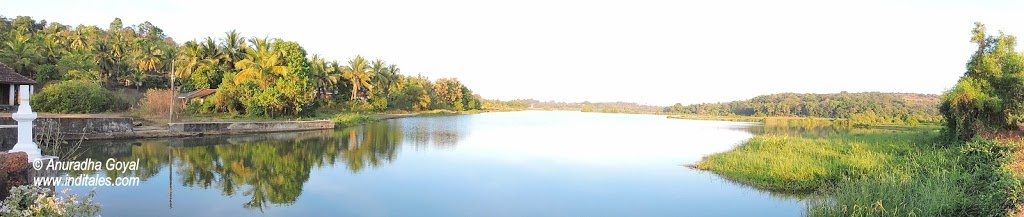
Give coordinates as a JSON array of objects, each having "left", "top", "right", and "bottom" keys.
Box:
[{"left": 341, "top": 55, "right": 374, "bottom": 100}]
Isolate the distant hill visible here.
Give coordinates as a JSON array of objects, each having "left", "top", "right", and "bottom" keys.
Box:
[
  {"left": 664, "top": 92, "right": 942, "bottom": 125},
  {"left": 482, "top": 99, "right": 664, "bottom": 114}
]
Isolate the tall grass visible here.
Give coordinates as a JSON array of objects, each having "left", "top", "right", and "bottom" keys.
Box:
[
  {"left": 332, "top": 113, "right": 378, "bottom": 128},
  {"left": 695, "top": 129, "right": 1023, "bottom": 216},
  {"left": 134, "top": 89, "right": 177, "bottom": 123}
]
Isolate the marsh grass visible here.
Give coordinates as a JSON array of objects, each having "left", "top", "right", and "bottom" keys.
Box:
[
  {"left": 695, "top": 129, "right": 1023, "bottom": 216},
  {"left": 332, "top": 113, "right": 379, "bottom": 128}
]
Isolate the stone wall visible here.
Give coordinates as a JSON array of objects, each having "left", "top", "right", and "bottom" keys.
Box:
[
  {"left": 168, "top": 120, "right": 334, "bottom": 134},
  {"left": 0, "top": 126, "right": 13, "bottom": 151},
  {"left": 0, "top": 117, "right": 135, "bottom": 149}
]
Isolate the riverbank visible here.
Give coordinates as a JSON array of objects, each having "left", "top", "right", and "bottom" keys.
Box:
[
  {"left": 692, "top": 128, "right": 1022, "bottom": 216},
  {"left": 332, "top": 110, "right": 480, "bottom": 128},
  {"left": 0, "top": 109, "right": 481, "bottom": 143}
]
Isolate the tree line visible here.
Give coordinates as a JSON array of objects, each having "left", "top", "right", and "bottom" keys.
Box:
[
  {"left": 0, "top": 15, "right": 481, "bottom": 116},
  {"left": 482, "top": 99, "right": 664, "bottom": 113},
  {"left": 664, "top": 92, "right": 942, "bottom": 125}
]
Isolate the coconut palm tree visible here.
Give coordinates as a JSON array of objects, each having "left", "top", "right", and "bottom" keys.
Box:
[
  {"left": 122, "top": 37, "right": 166, "bottom": 88},
  {"left": 0, "top": 33, "right": 40, "bottom": 77},
  {"left": 174, "top": 41, "right": 201, "bottom": 84},
  {"left": 341, "top": 55, "right": 374, "bottom": 100},
  {"left": 220, "top": 30, "right": 246, "bottom": 71},
  {"left": 233, "top": 38, "right": 286, "bottom": 88},
  {"left": 309, "top": 55, "right": 341, "bottom": 100}
]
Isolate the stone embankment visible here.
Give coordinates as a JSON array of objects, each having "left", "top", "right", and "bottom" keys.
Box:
[{"left": 0, "top": 116, "right": 334, "bottom": 143}]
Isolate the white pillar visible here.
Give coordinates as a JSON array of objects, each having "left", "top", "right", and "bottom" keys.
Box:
[
  {"left": 10, "top": 84, "right": 41, "bottom": 160},
  {"left": 7, "top": 85, "right": 13, "bottom": 105}
]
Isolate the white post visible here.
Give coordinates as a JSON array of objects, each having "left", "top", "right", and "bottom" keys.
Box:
[
  {"left": 7, "top": 85, "right": 13, "bottom": 105},
  {"left": 10, "top": 84, "right": 41, "bottom": 160}
]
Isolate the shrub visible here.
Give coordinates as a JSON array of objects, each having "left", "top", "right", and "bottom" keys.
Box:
[
  {"left": 108, "top": 89, "right": 140, "bottom": 112},
  {"left": 30, "top": 80, "right": 111, "bottom": 113},
  {"left": 137, "top": 89, "right": 177, "bottom": 121},
  {"left": 332, "top": 113, "right": 377, "bottom": 128},
  {"left": 0, "top": 186, "right": 101, "bottom": 217}
]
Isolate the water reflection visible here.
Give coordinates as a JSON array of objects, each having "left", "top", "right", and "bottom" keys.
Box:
[
  {"left": 47, "top": 112, "right": 807, "bottom": 216},
  {"left": 63, "top": 120, "right": 466, "bottom": 211}
]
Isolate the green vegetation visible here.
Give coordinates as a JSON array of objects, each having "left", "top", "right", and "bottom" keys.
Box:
[
  {"left": 941, "top": 22, "right": 1024, "bottom": 140},
  {"left": 694, "top": 23, "right": 1024, "bottom": 216},
  {"left": 30, "top": 80, "right": 110, "bottom": 113},
  {"left": 697, "top": 130, "right": 1020, "bottom": 216},
  {"left": 332, "top": 113, "right": 377, "bottom": 128},
  {"left": 0, "top": 15, "right": 482, "bottom": 119},
  {"left": 1, "top": 186, "right": 101, "bottom": 217},
  {"left": 665, "top": 92, "right": 941, "bottom": 126},
  {"left": 695, "top": 131, "right": 940, "bottom": 192}
]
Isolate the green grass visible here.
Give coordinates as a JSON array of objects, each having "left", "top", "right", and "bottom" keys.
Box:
[
  {"left": 331, "top": 110, "right": 479, "bottom": 128},
  {"left": 331, "top": 113, "right": 380, "bottom": 128},
  {"left": 668, "top": 115, "right": 765, "bottom": 122},
  {"left": 694, "top": 129, "right": 1023, "bottom": 216}
]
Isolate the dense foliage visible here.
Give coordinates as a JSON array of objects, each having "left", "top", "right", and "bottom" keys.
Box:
[
  {"left": 30, "top": 80, "right": 110, "bottom": 113},
  {"left": 665, "top": 92, "right": 941, "bottom": 125},
  {"left": 0, "top": 15, "right": 482, "bottom": 117},
  {"left": 0, "top": 186, "right": 101, "bottom": 217},
  {"left": 940, "top": 22, "right": 1024, "bottom": 140}
]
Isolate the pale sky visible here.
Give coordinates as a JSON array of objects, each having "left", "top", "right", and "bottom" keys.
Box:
[{"left": 2, "top": 0, "right": 1022, "bottom": 106}]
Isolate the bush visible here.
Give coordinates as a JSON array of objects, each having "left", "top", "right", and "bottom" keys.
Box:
[
  {"left": 0, "top": 186, "right": 101, "bottom": 217},
  {"left": 332, "top": 113, "right": 377, "bottom": 128},
  {"left": 30, "top": 80, "right": 111, "bottom": 113},
  {"left": 108, "top": 89, "right": 140, "bottom": 112},
  {"left": 137, "top": 89, "right": 176, "bottom": 121}
]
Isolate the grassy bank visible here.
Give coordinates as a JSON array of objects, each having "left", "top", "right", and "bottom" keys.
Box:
[
  {"left": 694, "top": 129, "right": 1022, "bottom": 216},
  {"left": 332, "top": 110, "right": 480, "bottom": 128}
]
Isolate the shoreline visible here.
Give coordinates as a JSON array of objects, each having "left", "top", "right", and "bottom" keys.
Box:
[{"left": 1, "top": 110, "right": 486, "bottom": 143}]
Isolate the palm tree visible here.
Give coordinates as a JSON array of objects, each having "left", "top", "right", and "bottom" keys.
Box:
[
  {"left": 341, "top": 55, "right": 373, "bottom": 100},
  {"left": 309, "top": 55, "right": 340, "bottom": 100},
  {"left": 220, "top": 30, "right": 246, "bottom": 71},
  {"left": 233, "top": 38, "right": 286, "bottom": 88},
  {"left": 174, "top": 41, "right": 201, "bottom": 85},
  {"left": 1, "top": 33, "right": 40, "bottom": 76},
  {"left": 130, "top": 41, "right": 163, "bottom": 87}
]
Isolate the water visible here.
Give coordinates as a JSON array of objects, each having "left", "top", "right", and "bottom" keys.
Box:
[{"left": 58, "top": 111, "right": 804, "bottom": 216}]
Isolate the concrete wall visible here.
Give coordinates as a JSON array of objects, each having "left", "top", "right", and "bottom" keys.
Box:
[
  {"left": 0, "top": 126, "right": 13, "bottom": 151},
  {"left": 168, "top": 120, "right": 334, "bottom": 134},
  {"left": 0, "top": 117, "right": 135, "bottom": 148}
]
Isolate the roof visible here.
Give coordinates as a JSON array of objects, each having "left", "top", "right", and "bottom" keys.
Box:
[
  {"left": 178, "top": 89, "right": 217, "bottom": 100},
  {"left": 0, "top": 63, "right": 35, "bottom": 85}
]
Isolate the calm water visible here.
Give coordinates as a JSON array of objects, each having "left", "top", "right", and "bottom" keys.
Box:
[{"left": 60, "top": 111, "right": 804, "bottom": 216}]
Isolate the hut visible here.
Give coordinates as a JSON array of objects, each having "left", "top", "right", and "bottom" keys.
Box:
[{"left": 0, "top": 63, "right": 36, "bottom": 112}]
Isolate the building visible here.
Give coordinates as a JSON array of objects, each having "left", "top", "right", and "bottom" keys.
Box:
[
  {"left": 0, "top": 63, "right": 36, "bottom": 112},
  {"left": 178, "top": 88, "right": 217, "bottom": 104}
]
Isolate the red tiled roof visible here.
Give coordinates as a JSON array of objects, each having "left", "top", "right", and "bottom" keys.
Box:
[{"left": 0, "top": 63, "right": 35, "bottom": 85}]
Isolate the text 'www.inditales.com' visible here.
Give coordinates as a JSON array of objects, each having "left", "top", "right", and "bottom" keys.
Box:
[{"left": 31, "top": 158, "right": 142, "bottom": 187}]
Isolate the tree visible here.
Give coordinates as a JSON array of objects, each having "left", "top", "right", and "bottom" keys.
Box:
[
  {"left": 220, "top": 30, "right": 246, "bottom": 71},
  {"left": 341, "top": 55, "right": 373, "bottom": 100},
  {"left": 1, "top": 32, "right": 40, "bottom": 77},
  {"left": 941, "top": 22, "right": 1024, "bottom": 140},
  {"left": 233, "top": 38, "right": 286, "bottom": 88}
]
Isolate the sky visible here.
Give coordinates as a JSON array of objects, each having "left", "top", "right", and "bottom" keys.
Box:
[{"left": 2, "top": 0, "right": 1023, "bottom": 106}]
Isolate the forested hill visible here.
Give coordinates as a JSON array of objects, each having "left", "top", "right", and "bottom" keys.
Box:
[{"left": 664, "top": 92, "right": 942, "bottom": 125}]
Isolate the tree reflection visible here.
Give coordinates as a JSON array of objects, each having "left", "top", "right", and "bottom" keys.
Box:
[
  {"left": 67, "top": 118, "right": 465, "bottom": 211},
  {"left": 338, "top": 122, "right": 402, "bottom": 173}
]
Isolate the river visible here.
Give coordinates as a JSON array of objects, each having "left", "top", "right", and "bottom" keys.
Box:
[{"left": 61, "top": 111, "right": 805, "bottom": 216}]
